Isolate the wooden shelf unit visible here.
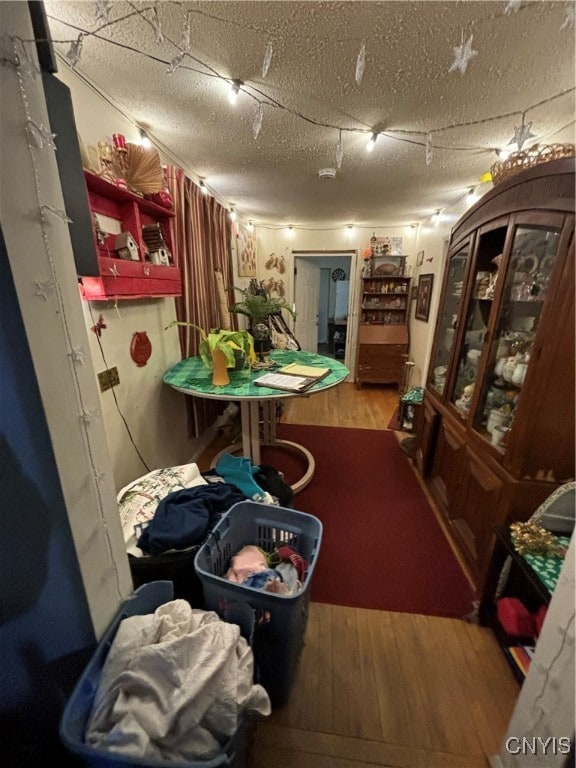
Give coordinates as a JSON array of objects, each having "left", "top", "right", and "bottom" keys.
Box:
[
  {"left": 479, "top": 524, "right": 554, "bottom": 684},
  {"left": 414, "top": 157, "right": 575, "bottom": 589},
  {"left": 79, "top": 171, "right": 182, "bottom": 301},
  {"left": 357, "top": 274, "right": 411, "bottom": 388}
]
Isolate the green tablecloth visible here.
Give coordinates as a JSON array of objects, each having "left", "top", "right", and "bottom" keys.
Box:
[
  {"left": 164, "top": 349, "right": 349, "bottom": 399},
  {"left": 522, "top": 535, "right": 571, "bottom": 594}
]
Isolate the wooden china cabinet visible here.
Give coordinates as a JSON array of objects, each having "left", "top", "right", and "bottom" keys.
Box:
[{"left": 415, "top": 157, "right": 575, "bottom": 589}]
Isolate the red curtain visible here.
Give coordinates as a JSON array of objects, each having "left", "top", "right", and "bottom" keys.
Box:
[{"left": 166, "top": 165, "right": 237, "bottom": 436}]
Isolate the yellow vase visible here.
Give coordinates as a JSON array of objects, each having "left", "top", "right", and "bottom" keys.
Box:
[{"left": 211, "top": 347, "right": 230, "bottom": 386}]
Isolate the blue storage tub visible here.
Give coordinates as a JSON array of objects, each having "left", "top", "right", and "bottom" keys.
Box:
[
  {"left": 59, "top": 581, "right": 251, "bottom": 768},
  {"left": 194, "top": 501, "right": 323, "bottom": 707}
]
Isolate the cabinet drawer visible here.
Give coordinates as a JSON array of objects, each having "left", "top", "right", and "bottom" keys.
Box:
[{"left": 358, "top": 344, "right": 407, "bottom": 364}]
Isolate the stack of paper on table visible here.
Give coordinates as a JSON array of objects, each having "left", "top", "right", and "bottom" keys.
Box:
[
  {"left": 277, "top": 362, "right": 331, "bottom": 379},
  {"left": 254, "top": 372, "right": 322, "bottom": 392}
]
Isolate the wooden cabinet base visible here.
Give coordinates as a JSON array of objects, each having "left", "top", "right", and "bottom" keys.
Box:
[{"left": 356, "top": 324, "right": 409, "bottom": 388}]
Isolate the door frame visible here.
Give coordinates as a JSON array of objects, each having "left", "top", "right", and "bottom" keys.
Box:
[{"left": 292, "top": 250, "right": 359, "bottom": 379}]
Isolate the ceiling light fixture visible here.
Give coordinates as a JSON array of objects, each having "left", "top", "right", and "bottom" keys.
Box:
[
  {"left": 227, "top": 79, "right": 242, "bottom": 105},
  {"left": 366, "top": 132, "right": 378, "bottom": 152},
  {"left": 139, "top": 128, "right": 152, "bottom": 148}
]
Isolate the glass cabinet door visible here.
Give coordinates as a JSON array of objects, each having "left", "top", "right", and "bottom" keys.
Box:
[
  {"left": 473, "top": 224, "right": 562, "bottom": 447},
  {"left": 450, "top": 223, "right": 509, "bottom": 416},
  {"left": 429, "top": 243, "right": 471, "bottom": 395}
]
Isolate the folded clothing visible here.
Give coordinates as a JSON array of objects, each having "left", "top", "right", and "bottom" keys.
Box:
[{"left": 137, "top": 483, "right": 246, "bottom": 556}]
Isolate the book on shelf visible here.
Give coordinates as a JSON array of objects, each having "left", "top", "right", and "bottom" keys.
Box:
[
  {"left": 276, "top": 362, "right": 331, "bottom": 380},
  {"left": 505, "top": 645, "right": 535, "bottom": 679},
  {"left": 254, "top": 372, "right": 322, "bottom": 393}
]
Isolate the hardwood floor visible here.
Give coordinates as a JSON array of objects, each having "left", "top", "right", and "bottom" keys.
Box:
[
  {"left": 250, "top": 605, "right": 519, "bottom": 767},
  {"left": 281, "top": 381, "right": 400, "bottom": 430},
  {"left": 201, "top": 382, "right": 520, "bottom": 767}
]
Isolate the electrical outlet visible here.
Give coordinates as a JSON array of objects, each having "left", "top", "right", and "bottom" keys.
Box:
[{"left": 98, "top": 366, "right": 120, "bottom": 392}]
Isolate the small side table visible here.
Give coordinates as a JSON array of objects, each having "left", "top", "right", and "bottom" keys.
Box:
[{"left": 398, "top": 387, "right": 425, "bottom": 433}]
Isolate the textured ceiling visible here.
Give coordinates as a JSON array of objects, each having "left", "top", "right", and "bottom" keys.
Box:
[{"left": 44, "top": 1, "right": 575, "bottom": 226}]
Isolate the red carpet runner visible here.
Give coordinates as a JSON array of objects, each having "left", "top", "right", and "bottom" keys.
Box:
[{"left": 261, "top": 424, "right": 476, "bottom": 618}]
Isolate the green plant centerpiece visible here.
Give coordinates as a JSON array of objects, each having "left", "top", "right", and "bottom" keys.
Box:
[
  {"left": 229, "top": 288, "right": 296, "bottom": 326},
  {"left": 229, "top": 287, "right": 296, "bottom": 359},
  {"left": 165, "top": 322, "right": 256, "bottom": 384}
]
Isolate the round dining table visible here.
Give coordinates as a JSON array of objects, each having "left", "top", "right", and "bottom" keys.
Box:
[{"left": 164, "top": 349, "right": 349, "bottom": 492}]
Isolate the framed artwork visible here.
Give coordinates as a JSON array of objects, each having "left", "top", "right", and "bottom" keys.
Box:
[
  {"left": 415, "top": 273, "right": 434, "bottom": 322},
  {"left": 372, "top": 254, "right": 406, "bottom": 276},
  {"left": 236, "top": 224, "right": 256, "bottom": 277},
  {"left": 416, "top": 250, "right": 424, "bottom": 266}
]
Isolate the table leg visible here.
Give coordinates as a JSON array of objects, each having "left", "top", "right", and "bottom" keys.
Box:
[
  {"left": 248, "top": 401, "right": 260, "bottom": 465},
  {"left": 211, "top": 399, "right": 315, "bottom": 493}
]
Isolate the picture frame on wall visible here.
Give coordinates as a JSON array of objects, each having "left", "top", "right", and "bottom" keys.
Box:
[
  {"left": 416, "top": 250, "right": 424, "bottom": 266},
  {"left": 415, "top": 273, "right": 434, "bottom": 322},
  {"left": 236, "top": 224, "right": 257, "bottom": 277}
]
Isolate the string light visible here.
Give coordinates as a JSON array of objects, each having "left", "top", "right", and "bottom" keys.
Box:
[
  {"left": 366, "top": 132, "right": 378, "bottom": 152},
  {"left": 199, "top": 179, "right": 209, "bottom": 194},
  {"left": 467, "top": 186, "right": 476, "bottom": 197},
  {"left": 286, "top": 225, "right": 294, "bottom": 237},
  {"left": 227, "top": 79, "right": 241, "bottom": 105},
  {"left": 247, "top": 220, "right": 254, "bottom": 232},
  {"left": 229, "top": 207, "right": 237, "bottom": 221},
  {"left": 6, "top": 33, "right": 125, "bottom": 601},
  {"left": 37, "top": 9, "right": 574, "bottom": 228},
  {"left": 346, "top": 224, "right": 355, "bottom": 238},
  {"left": 431, "top": 209, "right": 441, "bottom": 223},
  {"left": 45, "top": 8, "right": 575, "bottom": 159}
]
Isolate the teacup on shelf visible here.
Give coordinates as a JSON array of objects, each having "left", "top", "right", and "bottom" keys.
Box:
[{"left": 492, "top": 424, "right": 510, "bottom": 448}]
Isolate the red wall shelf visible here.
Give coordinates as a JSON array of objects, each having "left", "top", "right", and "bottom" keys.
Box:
[{"left": 79, "top": 171, "right": 182, "bottom": 301}]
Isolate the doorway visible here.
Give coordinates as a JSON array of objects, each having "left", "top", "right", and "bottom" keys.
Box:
[{"left": 293, "top": 251, "right": 355, "bottom": 366}]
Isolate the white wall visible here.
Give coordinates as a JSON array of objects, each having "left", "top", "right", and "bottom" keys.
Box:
[
  {"left": 1, "top": 3, "right": 133, "bottom": 635},
  {"left": 255, "top": 226, "right": 419, "bottom": 377},
  {"left": 56, "top": 66, "right": 201, "bottom": 489}
]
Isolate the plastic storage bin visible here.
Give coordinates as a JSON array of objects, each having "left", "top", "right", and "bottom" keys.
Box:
[
  {"left": 194, "top": 501, "right": 323, "bottom": 707},
  {"left": 59, "top": 581, "right": 251, "bottom": 768}
]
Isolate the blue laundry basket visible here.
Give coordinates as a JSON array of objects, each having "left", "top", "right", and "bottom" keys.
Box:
[
  {"left": 59, "top": 581, "right": 252, "bottom": 768},
  {"left": 194, "top": 501, "right": 323, "bottom": 707}
]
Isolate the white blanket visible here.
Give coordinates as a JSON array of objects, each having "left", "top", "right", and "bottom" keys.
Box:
[
  {"left": 117, "top": 463, "right": 208, "bottom": 557},
  {"left": 85, "top": 600, "right": 271, "bottom": 761}
]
